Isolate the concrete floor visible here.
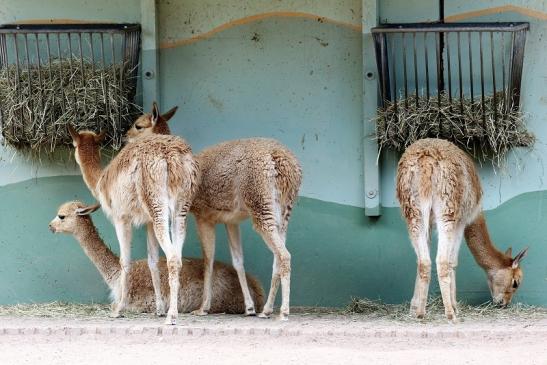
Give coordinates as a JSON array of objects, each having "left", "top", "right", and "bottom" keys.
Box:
[{"left": 1, "top": 311, "right": 547, "bottom": 364}]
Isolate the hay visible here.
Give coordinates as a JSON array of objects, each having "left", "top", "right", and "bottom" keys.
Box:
[
  {"left": 0, "top": 58, "right": 141, "bottom": 155},
  {"left": 374, "top": 92, "right": 534, "bottom": 166},
  {"left": 0, "top": 302, "right": 149, "bottom": 319},
  {"left": 345, "top": 296, "right": 547, "bottom": 322}
]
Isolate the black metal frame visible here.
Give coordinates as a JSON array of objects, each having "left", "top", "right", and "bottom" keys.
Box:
[
  {"left": 0, "top": 23, "right": 141, "bottom": 141},
  {"left": 371, "top": 22, "right": 529, "bottom": 122}
]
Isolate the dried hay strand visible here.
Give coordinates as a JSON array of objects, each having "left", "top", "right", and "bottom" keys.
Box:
[
  {"left": 345, "top": 296, "right": 547, "bottom": 322},
  {"left": 0, "top": 58, "right": 141, "bottom": 155},
  {"left": 374, "top": 92, "right": 534, "bottom": 166}
]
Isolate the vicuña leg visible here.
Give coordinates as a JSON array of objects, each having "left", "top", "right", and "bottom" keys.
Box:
[
  {"left": 436, "top": 221, "right": 460, "bottom": 322},
  {"left": 193, "top": 219, "right": 215, "bottom": 316},
  {"left": 448, "top": 224, "right": 465, "bottom": 314},
  {"left": 147, "top": 223, "right": 165, "bottom": 316},
  {"left": 151, "top": 211, "right": 180, "bottom": 325},
  {"left": 225, "top": 223, "right": 256, "bottom": 315},
  {"left": 112, "top": 220, "right": 132, "bottom": 318},
  {"left": 257, "top": 228, "right": 291, "bottom": 321},
  {"left": 407, "top": 210, "right": 431, "bottom": 318}
]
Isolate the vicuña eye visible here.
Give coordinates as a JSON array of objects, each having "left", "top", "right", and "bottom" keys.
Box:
[
  {"left": 135, "top": 125, "right": 143, "bottom": 130},
  {"left": 58, "top": 215, "right": 65, "bottom": 220}
]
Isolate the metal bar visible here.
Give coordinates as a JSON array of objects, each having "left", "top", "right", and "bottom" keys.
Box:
[
  {"left": 374, "top": 33, "right": 389, "bottom": 105},
  {"left": 67, "top": 32, "right": 77, "bottom": 110},
  {"left": 413, "top": 32, "right": 418, "bottom": 108},
  {"left": 438, "top": 0, "right": 445, "bottom": 97},
  {"left": 435, "top": 32, "right": 442, "bottom": 108},
  {"left": 77, "top": 32, "right": 86, "bottom": 114},
  {"left": 0, "top": 34, "right": 7, "bottom": 68},
  {"left": 0, "top": 23, "right": 141, "bottom": 33},
  {"left": 371, "top": 22, "right": 529, "bottom": 33},
  {"left": 119, "top": 32, "right": 127, "bottom": 133},
  {"left": 110, "top": 33, "right": 116, "bottom": 129},
  {"left": 479, "top": 32, "right": 486, "bottom": 126},
  {"left": 424, "top": 32, "right": 430, "bottom": 100},
  {"left": 45, "top": 33, "right": 55, "bottom": 140},
  {"left": 34, "top": 33, "right": 44, "bottom": 127},
  {"left": 468, "top": 32, "right": 474, "bottom": 102},
  {"left": 100, "top": 33, "right": 111, "bottom": 125},
  {"left": 506, "top": 32, "right": 515, "bottom": 110},
  {"left": 56, "top": 34, "right": 66, "bottom": 113},
  {"left": 446, "top": 32, "right": 452, "bottom": 110},
  {"left": 402, "top": 33, "right": 408, "bottom": 108},
  {"left": 490, "top": 32, "right": 497, "bottom": 123},
  {"left": 509, "top": 29, "right": 527, "bottom": 111},
  {"left": 457, "top": 32, "right": 463, "bottom": 114},
  {"left": 89, "top": 32, "right": 98, "bottom": 112},
  {"left": 24, "top": 34, "right": 34, "bottom": 130},
  {"left": 391, "top": 34, "right": 398, "bottom": 112},
  {"left": 13, "top": 35, "right": 22, "bottom": 135},
  {"left": 501, "top": 32, "right": 506, "bottom": 113}
]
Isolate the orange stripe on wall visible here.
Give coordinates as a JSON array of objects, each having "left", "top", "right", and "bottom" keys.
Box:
[
  {"left": 445, "top": 5, "right": 547, "bottom": 22},
  {"left": 160, "top": 11, "right": 362, "bottom": 49}
]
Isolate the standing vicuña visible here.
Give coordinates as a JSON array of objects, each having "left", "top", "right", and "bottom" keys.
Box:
[
  {"left": 125, "top": 103, "right": 302, "bottom": 320},
  {"left": 48, "top": 201, "right": 264, "bottom": 313},
  {"left": 68, "top": 127, "right": 199, "bottom": 325},
  {"left": 396, "top": 138, "right": 528, "bottom": 321}
]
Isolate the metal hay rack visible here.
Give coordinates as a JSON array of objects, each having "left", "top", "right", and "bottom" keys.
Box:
[
  {"left": 0, "top": 23, "right": 141, "bottom": 152},
  {"left": 371, "top": 21, "right": 533, "bottom": 162}
]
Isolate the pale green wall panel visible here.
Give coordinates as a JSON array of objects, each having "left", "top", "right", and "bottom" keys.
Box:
[
  {"left": 158, "top": 17, "right": 365, "bottom": 207},
  {"left": 0, "top": 176, "right": 545, "bottom": 306}
]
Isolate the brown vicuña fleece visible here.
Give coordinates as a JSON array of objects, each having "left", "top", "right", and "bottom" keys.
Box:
[
  {"left": 125, "top": 103, "right": 302, "bottom": 320},
  {"left": 50, "top": 201, "right": 265, "bottom": 314}
]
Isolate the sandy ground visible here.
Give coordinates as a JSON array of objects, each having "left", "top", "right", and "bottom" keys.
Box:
[{"left": 1, "top": 310, "right": 547, "bottom": 365}]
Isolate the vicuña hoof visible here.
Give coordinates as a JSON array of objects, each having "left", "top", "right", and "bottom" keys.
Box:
[
  {"left": 109, "top": 311, "right": 123, "bottom": 318},
  {"left": 245, "top": 307, "right": 256, "bottom": 316},
  {"left": 257, "top": 311, "right": 272, "bottom": 319},
  {"left": 446, "top": 313, "right": 458, "bottom": 323},
  {"left": 164, "top": 313, "right": 177, "bottom": 325},
  {"left": 278, "top": 313, "right": 289, "bottom": 321},
  {"left": 191, "top": 309, "right": 208, "bottom": 316}
]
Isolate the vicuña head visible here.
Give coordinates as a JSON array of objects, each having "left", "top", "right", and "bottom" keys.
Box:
[
  {"left": 125, "top": 101, "right": 177, "bottom": 143},
  {"left": 49, "top": 200, "right": 101, "bottom": 234}
]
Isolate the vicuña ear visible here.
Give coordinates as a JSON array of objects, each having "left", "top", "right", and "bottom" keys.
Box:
[
  {"left": 505, "top": 247, "right": 512, "bottom": 257},
  {"left": 152, "top": 101, "right": 160, "bottom": 125},
  {"left": 161, "top": 106, "right": 178, "bottom": 122},
  {"left": 94, "top": 130, "right": 107, "bottom": 143},
  {"left": 67, "top": 125, "right": 80, "bottom": 145},
  {"left": 75, "top": 203, "right": 101, "bottom": 216},
  {"left": 512, "top": 247, "right": 529, "bottom": 268}
]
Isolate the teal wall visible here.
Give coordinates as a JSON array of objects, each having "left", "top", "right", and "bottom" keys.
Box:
[{"left": 0, "top": 1, "right": 546, "bottom": 307}]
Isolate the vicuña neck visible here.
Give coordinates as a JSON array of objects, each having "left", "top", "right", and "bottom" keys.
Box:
[
  {"left": 73, "top": 219, "right": 120, "bottom": 287},
  {"left": 464, "top": 213, "right": 511, "bottom": 270},
  {"left": 78, "top": 147, "right": 103, "bottom": 195}
]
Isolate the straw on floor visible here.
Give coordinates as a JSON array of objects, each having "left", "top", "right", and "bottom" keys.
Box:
[
  {"left": 373, "top": 92, "right": 534, "bottom": 166},
  {"left": 0, "top": 58, "right": 141, "bottom": 154},
  {"left": 345, "top": 296, "right": 547, "bottom": 322}
]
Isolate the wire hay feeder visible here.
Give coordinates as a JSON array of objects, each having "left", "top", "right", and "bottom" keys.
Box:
[
  {"left": 0, "top": 23, "right": 142, "bottom": 156},
  {"left": 371, "top": 22, "right": 533, "bottom": 165}
]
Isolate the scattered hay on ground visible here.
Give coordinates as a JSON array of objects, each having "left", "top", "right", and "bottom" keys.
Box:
[
  {"left": 0, "top": 58, "right": 141, "bottom": 156},
  {"left": 345, "top": 296, "right": 547, "bottom": 322},
  {"left": 373, "top": 92, "right": 534, "bottom": 166},
  {"left": 0, "top": 302, "right": 149, "bottom": 319}
]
